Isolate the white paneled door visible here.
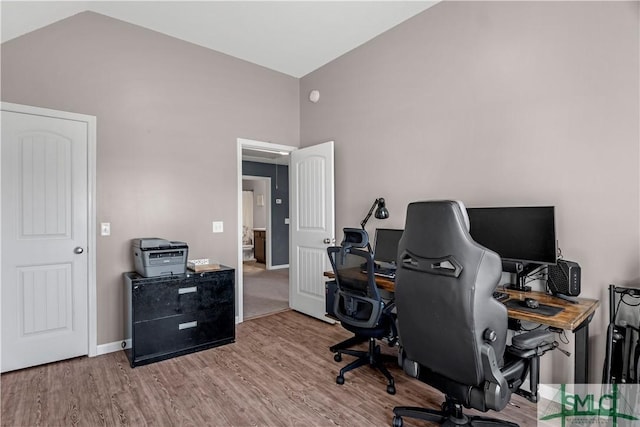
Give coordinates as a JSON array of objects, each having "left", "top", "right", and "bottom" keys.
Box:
[
  {"left": 2, "top": 107, "right": 90, "bottom": 372},
  {"left": 289, "top": 141, "right": 335, "bottom": 322}
]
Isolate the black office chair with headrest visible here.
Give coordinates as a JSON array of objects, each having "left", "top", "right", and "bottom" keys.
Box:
[
  {"left": 327, "top": 228, "right": 397, "bottom": 394},
  {"left": 391, "top": 201, "right": 555, "bottom": 427}
]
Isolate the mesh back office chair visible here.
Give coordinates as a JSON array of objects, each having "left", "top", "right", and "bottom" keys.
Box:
[
  {"left": 392, "top": 201, "right": 556, "bottom": 427},
  {"left": 327, "top": 228, "right": 397, "bottom": 394}
]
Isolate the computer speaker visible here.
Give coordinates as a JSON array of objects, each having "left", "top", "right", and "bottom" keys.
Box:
[{"left": 547, "top": 259, "right": 581, "bottom": 297}]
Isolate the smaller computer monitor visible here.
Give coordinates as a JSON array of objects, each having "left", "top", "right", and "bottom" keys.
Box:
[{"left": 373, "top": 228, "right": 404, "bottom": 265}]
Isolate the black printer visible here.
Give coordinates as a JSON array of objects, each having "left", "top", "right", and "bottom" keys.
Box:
[{"left": 132, "top": 238, "right": 188, "bottom": 277}]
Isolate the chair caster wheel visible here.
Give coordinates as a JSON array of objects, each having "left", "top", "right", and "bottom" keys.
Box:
[
  {"left": 336, "top": 375, "right": 345, "bottom": 385},
  {"left": 392, "top": 415, "right": 403, "bottom": 427},
  {"left": 387, "top": 384, "right": 396, "bottom": 395},
  {"left": 334, "top": 353, "right": 342, "bottom": 362}
]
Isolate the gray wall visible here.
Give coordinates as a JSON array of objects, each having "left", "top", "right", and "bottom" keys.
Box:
[
  {"left": 1, "top": 12, "right": 300, "bottom": 344},
  {"left": 242, "top": 161, "right": 290, "bottom": 266},
  {"left": 300, "top": 1, "right": 639, "bottom": 383}
]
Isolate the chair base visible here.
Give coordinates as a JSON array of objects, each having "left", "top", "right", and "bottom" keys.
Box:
[
  {"left": 331, "top": 335, "right": 396, "bottom": 394},
  {"left": 392, "top": 402, "right": 519, "bottom": 427}
]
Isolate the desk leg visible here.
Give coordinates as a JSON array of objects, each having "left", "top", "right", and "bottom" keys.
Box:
[{"left": 574, "top": 313, "right": 594, "bottom": 384}]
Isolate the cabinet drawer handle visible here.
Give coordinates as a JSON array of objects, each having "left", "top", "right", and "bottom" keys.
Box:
[
  {"left": 178, "top": 286, "right": 197, "bottom": 295},
  {"left": 178, "top": 321, "right": 198, "bottom": 330}
]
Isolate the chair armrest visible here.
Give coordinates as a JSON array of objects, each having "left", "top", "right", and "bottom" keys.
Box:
[
  {"left": 334, "top": 292, "right": 383, "bottom": 329},
  {"left": 511, "top": 329, "right": 555, "bottom": 350},
  {"left": 480, "top": 342, "right": 510, "bottom": 411},
  {"left": 508, "top": 330, "right": 557, "bottom": 359}
]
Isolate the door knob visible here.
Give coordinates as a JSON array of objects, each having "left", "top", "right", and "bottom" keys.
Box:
[
  {"left": 323, "top": 238, "right": 335, "bottom": 244},
  {"left": 74, "top": 247, "right": 84, "bottom": 254}
]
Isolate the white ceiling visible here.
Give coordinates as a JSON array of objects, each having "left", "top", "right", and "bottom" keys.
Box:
[{"left": 1, "top": 1, "right": 438, "bottom": 78}]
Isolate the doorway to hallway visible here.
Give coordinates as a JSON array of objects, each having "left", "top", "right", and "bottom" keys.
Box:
[{"left": 237, "top": 138, "right": 294, "bottom": 322}]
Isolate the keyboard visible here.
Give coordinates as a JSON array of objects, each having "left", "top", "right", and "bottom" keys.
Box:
[
  {"left": 360, "top": 266, "right": 396, "bottom": 279},
  {"left": 374, "top": 267, "right": 396, "bottom": 279},
  {"left": 493, "top": 291, "right": 509, "bottom": 302}
]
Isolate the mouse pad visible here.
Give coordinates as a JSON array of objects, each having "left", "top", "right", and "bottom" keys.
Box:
[{"left": 504, "top": 299, "right": 564, "bottom": 317}]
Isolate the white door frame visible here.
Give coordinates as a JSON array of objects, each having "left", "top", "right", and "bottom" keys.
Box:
[
  {"left": 1, "top": 102, "right": 98, "bottom": 357},
  {"left": 236, "top": 138, "right": 295, "bottom": 323}
]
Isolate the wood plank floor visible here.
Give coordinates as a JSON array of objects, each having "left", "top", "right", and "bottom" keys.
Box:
[{"left": 1, "top": 310, "right": 539, "bottom": 426}]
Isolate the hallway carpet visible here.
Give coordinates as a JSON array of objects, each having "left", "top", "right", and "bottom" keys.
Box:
[{"left": 243, "top": 262, "right": 289, "bottom": 319}]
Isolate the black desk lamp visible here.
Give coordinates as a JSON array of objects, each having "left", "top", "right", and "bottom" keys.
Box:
[{"left": 360, "top": 198, "right": 389, "bottom": 253}]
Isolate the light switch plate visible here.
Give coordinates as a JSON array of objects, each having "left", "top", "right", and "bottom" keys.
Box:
[
  {"left": 101, "top": 222, "right": 111, "bottom": 236},
  {"left": 212, "top": 221, "right": 224, "bottom": 233}
]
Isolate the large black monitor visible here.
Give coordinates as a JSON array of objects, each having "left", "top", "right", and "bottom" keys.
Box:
[
  {"left": 373, "top": 228, "right": 404, "bottom": 265},
  {"left": 466, "top": 206, "right": 557, "bottom": 289}
]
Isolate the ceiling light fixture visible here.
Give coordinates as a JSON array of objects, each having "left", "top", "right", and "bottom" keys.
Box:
[{"left": 246, "top": 147, "right": 290, "bottom": 156}]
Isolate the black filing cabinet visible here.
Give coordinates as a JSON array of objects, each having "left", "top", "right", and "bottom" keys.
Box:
[{"left": 124, "top": 267, "right": 235, "bottom": 367}]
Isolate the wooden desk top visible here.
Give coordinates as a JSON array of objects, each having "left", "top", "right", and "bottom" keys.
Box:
[
  {"left": 323, "top": 271, "right": 599, "bottom": 332},
  {"left": 501, "top": 288, "right": 599, "bottom": 331}
]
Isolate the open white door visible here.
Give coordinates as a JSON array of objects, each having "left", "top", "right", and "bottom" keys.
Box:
[{"left": 289, "top": 141, "right": 335, "bottom": 322}]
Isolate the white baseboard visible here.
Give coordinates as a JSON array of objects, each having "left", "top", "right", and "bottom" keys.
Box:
[
  {"left": 96, "top": 339, "right": 131, "bottom": 356},
  {"left": 268, "top": 264, "right": 289, "bottom": 270}
]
